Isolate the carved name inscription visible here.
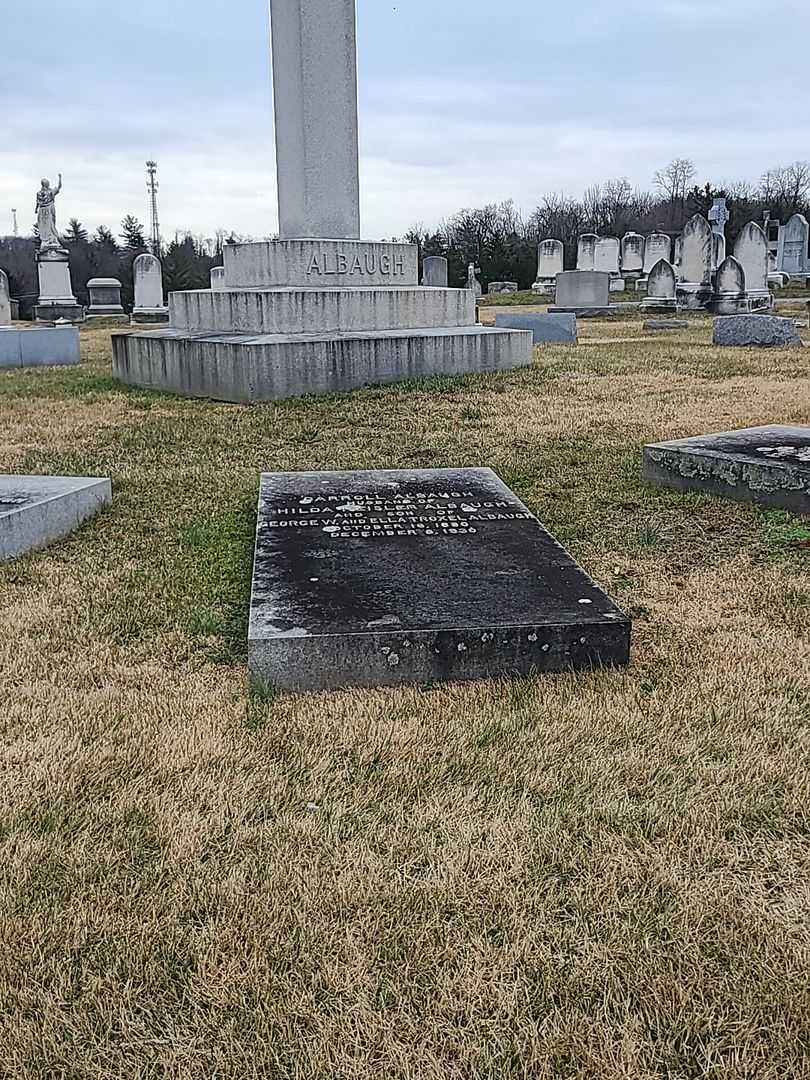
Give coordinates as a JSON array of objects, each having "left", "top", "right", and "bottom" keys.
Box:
[
  {"left": 262, "top": 489, "right": 533, "bottom": 541},
  {"left": 306, "top": 250, "right": 407, "bottom": 279}
]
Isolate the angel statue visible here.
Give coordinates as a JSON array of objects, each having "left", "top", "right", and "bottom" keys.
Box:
[{"left": 35, "top": 174, "right": 63, "bottom": 250}]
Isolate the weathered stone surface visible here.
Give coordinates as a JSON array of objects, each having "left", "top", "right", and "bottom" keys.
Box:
[
  {"left": 712, "top": 256, "right": 749, "bottom": 315},
  {"left": 422, "top": 256, "right": 448, "bottom": 287},
  {"left": 170, "top": 287, "right": 475, "bottom": 335},
  {"left": 495, "top": 312, "right": 576, "bottom": 344},
  {"left": 777, "top": 213, "right": 809, "bottom": 275},
  {"left": 488, "top": 282, "right": 518, "bottom": 295},
  {"left": 112, "top": 325, "right": 533, "bottom": 404},
  {"left": 87, "top": 277, "right": 125, "bottom": 317},
  {"left": 734, "top": 221, "right": 771, "bottom": 306},
  {"left": 210, "top": 267, "right": 226, "bottom": 291},
  {"left": 577, "top": 234, "right": 598, "bottom": 271},
  {"left": 640, "top": 258, "right": 677, "bottom": 313},
  {"left": 133, "top": 253, "right": 168, "bottom": 320},
  {"left": 35, "top": 248, "right": 83, "bottom": 323},
  {"left": 534, "top": 239, "right": 564, "bottom": 287},
  {"left": 223, "top": 239, "right": 419, "bottom": 289},
  {"left": 643, "top": 233, "right": 672, "bottom": 274},
  {"left": 271, "top": 0, "right": 360, "bottom": 240},
  {"left": 643, "top": 425, "right": 810, "bottom": 515},
  {"left": 643, "top": 319, "right": 688, "bottom": 330},
  {"left": 248, "top": 467, "right": 630, "bottom": 691},
  {"left": 0, "top": 269, "right": 11, "bottom": 326},
  {"left": 0, "top": 327, "right": 81, "bottom": 369},
  {"left": 0, "top": 475, "right": 111, "bottom": 561},
  {"left": 594, "top": 237, "right": 620, "bottom": 275},
  {"left": 679, "top": 215, "right": 713, "bottom": 285},
  {"left": 621, "top": 232, "right": 645, "bottom": 274},
  {"left": 713, "top": 315, "right": 802, "bottom": 347},
  {"left": 551, "top": 271, "right": 609, "bottom": 310}
]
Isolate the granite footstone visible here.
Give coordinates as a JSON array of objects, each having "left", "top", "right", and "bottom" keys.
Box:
[
  {"left": 249, "top": 468, "right": 631, "bottom": 691},
  {"left": 644, "top": 426, "right": 810, "bottom": 515},
  {"left": 0, "top": 475, "right": 111, "bottom": 561},
  {"left": 643, "top": 319, "right": 688, "bottom": 331},
  {"left": 713, "top": 315, "right": 802, "bottom": 347},
  {"left": 495, "top": 312, "right": 577, "bottom": 344}
]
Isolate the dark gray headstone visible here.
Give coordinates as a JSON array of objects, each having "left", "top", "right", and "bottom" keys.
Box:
[
  {"left": 249, "top": 468, "right": 630, "bottom": 691},
  {"left": 643, "top": 425, "right": 810, "bottom": 515},
  {"left": 643, "top": 319, "right": 688, "bottom": 331},
  {"left": 495, "top": 312, "right": 577, "bottom": 344},
  {"left": 713, "top": 315, "right": 802, "bottom": 347}
]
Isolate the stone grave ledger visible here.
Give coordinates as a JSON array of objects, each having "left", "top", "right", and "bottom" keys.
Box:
[
  {"left": 249, "top": 468, "right": 631, "bottom": 692},
  {"left": 114, "top": 238, "right": 532, "bottom": 403},
  {"left": 643, "top": 425, "right": 810, "bottom": 516},
  {"left": 0, "top": 476, "right": 111, "bottom": 561}
]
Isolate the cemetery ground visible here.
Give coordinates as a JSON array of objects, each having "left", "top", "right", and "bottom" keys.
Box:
[{"left": 1, "top": 320, "right": 809, "bottom": 1079}]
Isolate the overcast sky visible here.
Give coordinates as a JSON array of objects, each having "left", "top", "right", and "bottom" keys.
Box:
[{"left": 2, "top": 0, "right": 808, "bottom": 242}]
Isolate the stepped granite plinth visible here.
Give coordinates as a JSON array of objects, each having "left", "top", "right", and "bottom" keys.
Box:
[
  {"left": 249, "top": 468, "right": 631, "bottom": 692},
  {"left": 643, "top": 425, "right": 810, "bottom": 515},
  {"left": 113, "top": 238, "right": 532, "bottom": 403},
  {"left": 0, "top": 476, "right": 111, "bottom": 561}
]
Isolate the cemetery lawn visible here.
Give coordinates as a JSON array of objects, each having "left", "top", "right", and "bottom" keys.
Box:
[{"left": 2, "top": 320, "right": 810, "bottom": 1079}]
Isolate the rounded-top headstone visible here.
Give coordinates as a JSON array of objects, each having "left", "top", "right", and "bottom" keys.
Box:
[
  {"left": 133, "top": 253, "right": 166, "bottom": 312},
  {"left": 678, "top": 215, "right": 713, "bottom": 285},
  {"left": 421, "top": 256, "right": 448, "bottom": 288},
  {"left": 621, "top": 232, "right": 645, "bottom": 273},
  {"left": 715, "top": 255, "right": 746, "bottom": 297},
  {"left": 646, "top": 258, "right": 676, "bottom": 299},
  {"left": 734, "top": 221, "right": 769, "bottom": 294}
]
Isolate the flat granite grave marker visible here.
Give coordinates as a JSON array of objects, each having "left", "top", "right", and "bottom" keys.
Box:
[
  {"left": 495, "top": 312, "right": 577, "bottom": 344},
  {"left": 249, "top": 468, "right": 630, "bottom": 691},
  {"left": 643, "top": 425, "right": 810, "bottom": 515},
  {"left": 0, "top": 475, "right": 112, "bottom": 561}
]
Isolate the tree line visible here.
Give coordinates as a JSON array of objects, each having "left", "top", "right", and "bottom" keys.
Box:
[
  {"left": 2, "top": 159, "right": 809, "bottom": 310},
  {"left": 406, "top": 160, "right": 810, "bottom": 290}
]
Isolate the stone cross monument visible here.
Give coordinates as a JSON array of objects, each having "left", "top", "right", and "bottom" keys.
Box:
[{"left": 112, "top": 0, "right": 532, "bottom": 401}]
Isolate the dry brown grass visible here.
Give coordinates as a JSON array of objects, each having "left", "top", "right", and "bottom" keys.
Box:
[{"left": 0, "top": 323, "right": 809, "bottom": 1078}]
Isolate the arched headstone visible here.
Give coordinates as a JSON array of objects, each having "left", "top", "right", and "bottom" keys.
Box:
[
  {"left": 777, "top": 214, "right": 809, "bottom": 276},
  {"left": 133, "top": 253, "right": 169, "bottom": 322},
  {"left": 621, "top": 232, "right": 645, "bottom": 277},
  {"left": 421, "top": 256, "right": 448, "bottom": 288},
  {"left": 734, "top": 222, "right": 771, "bottom": 309},
  {"left": 640, "top": 259, "right": 677, "bottom": 312},
  {"left": 577, "top": 234, "right": 598, "bottom": 271},
  {"left": 676, "top": 215, "right": 713, "bottom": 309},
  {"left": 533, "top": 239, "right": 563, "bottom": 293}
]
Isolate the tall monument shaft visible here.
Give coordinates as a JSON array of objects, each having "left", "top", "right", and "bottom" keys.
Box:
[{"left": 270, "top": 0, "right": 361, "bottom": 240}]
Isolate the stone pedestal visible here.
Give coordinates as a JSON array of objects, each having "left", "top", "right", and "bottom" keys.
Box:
[
  {"left": 676, "top": 283, "right": 713, "bottom": 311},
  {"left": 113, "top": 239, "right": 532, "bottom": 403},
  {"left": 87, "top": 278, "right": 127, "bottom": 321},
  {"left": 35, "top": 248, "right": 83, "bottom": 323}
]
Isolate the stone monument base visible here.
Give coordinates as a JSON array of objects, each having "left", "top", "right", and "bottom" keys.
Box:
[
  {"left": 131, "top": 308, "right": 170, "bottom": 325},
  {"left": 640, "top": 296, "right": 677, "bottom": 313},
  {"left": 676, "top": 283, "right": 713, "bottom": 311},
  {"left": 112, "top": 238, "right": 532, "bottom": 403},
  {"left": 36, "top": 249, "right": 83, "bottom": 324}
]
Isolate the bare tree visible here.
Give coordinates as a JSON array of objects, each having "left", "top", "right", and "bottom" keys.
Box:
[
  {"left": 654, "top": 159, "right": 697, "bottom": 204},
  {"left": 758, "top": 161, "right": 810, "bottom": 217}
]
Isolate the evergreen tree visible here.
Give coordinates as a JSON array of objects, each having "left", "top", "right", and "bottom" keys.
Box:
[
  {"left": 65, "top": 218, "right": 88, "bottom": 245},
  {"left": 93, "top": 225, "right": 118, "bottom": 254},
  {"left": 120, "top": 215, "right": 148, "bottom": 252}
]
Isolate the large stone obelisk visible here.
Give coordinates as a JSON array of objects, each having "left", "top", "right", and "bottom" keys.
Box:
[
  {"left": 112, "top": 0, "right": 532, "bottom": 403},
  {"left": 271, "top": 0, "right": 360, "bottom": 239}
]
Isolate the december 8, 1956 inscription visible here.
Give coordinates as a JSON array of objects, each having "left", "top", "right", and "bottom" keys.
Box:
[{"left": 249, "top": 468, "right": 631, "bottom": 693}]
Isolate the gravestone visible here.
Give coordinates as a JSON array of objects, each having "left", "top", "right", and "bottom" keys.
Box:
[
  {"left": 132, "top": 253, "right": 169, "bottom": 323},
  {"left": 549, "top": 271, "right": 610, "bottom": 314},
  {"left": 210, "top": 267, "right": 226, "bottom": 291},
  {"left": 533, "top": 239, "right": 564, "bottom": 293},
  {"left": 0, "top": 326, "right": 81, "bottom": 370},
  {"left": 676, "top": 215, "right": 713, "bottom": 309},
  {"left": 248, "top": 468, "right": 630, "bottom": 691},
  {"left": 33, "top": 174, "right": 84, "bottom": 324},
  {"left": 643, "top": 233, "right": 672, "bottom": 274},
  {"left": 643, "top": 319, "right": 688, "bottom": 330},
  {"left": 494, "top": 312, "right": 577, "bottom": 344},
  {"left": 708, "top": 197, "right": 729, "bottom": 270},
  {"left": 422, "top": 256, "right": 448, "bottom": 288},
  {"left": 0, "top": 269, "right": 11, "bottom": 325},
  {"left": 643, "top": 425, "right": 810, "bottom": 515},
  {"left": 113, "top": 0, "right": 531, "bottom": 402},
  {"left": 0, "top": 476, "right": 111, "bottom": 561},
  {"left": 777, "top": 213, "right": 809, "bottom": 277},
  {"left": 594, "top": 236, "right": 620, "bottom": 274},
  {"left": 86, "top": 278, "right": 126, "bottom": 320},
  {"left": 621, "top": 232, "right": 645, "bottom": 279},
  {"left": 712, "top": 256, "right": 748, "bottom": 315},
  {"left": 713, "top": 314, "right": 802, "bottom": 348},
  {"left": 577, "top": 234, "right": 598, "bottom": 271},
  {"left": 639, "top": 259, "right": 677, "bottom": 312},
  {"left": 733, "top": 222, "right": 771, "bottom": 310}
]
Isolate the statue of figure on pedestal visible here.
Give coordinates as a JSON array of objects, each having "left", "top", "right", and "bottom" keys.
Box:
[{"left": 36, "top": 175, "right": 63, "bottom": 251}]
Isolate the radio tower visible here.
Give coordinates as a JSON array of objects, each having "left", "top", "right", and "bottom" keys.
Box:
[
  {"left": 11, "top": 209, "right": 18, "bottom": 237},
  {"left": 146, "top": 161, "right": 161, "bottom": 255}
]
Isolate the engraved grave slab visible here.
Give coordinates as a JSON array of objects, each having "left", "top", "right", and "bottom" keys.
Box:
[
  {"left": 643, "top": 425, "right": 810, "bottom": 515},
  {"left": 0, "top": 476, "right": 111, "bottom": 561},
  {"left": 249, "top": 468, "right": 630, "bottom": 692}
]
